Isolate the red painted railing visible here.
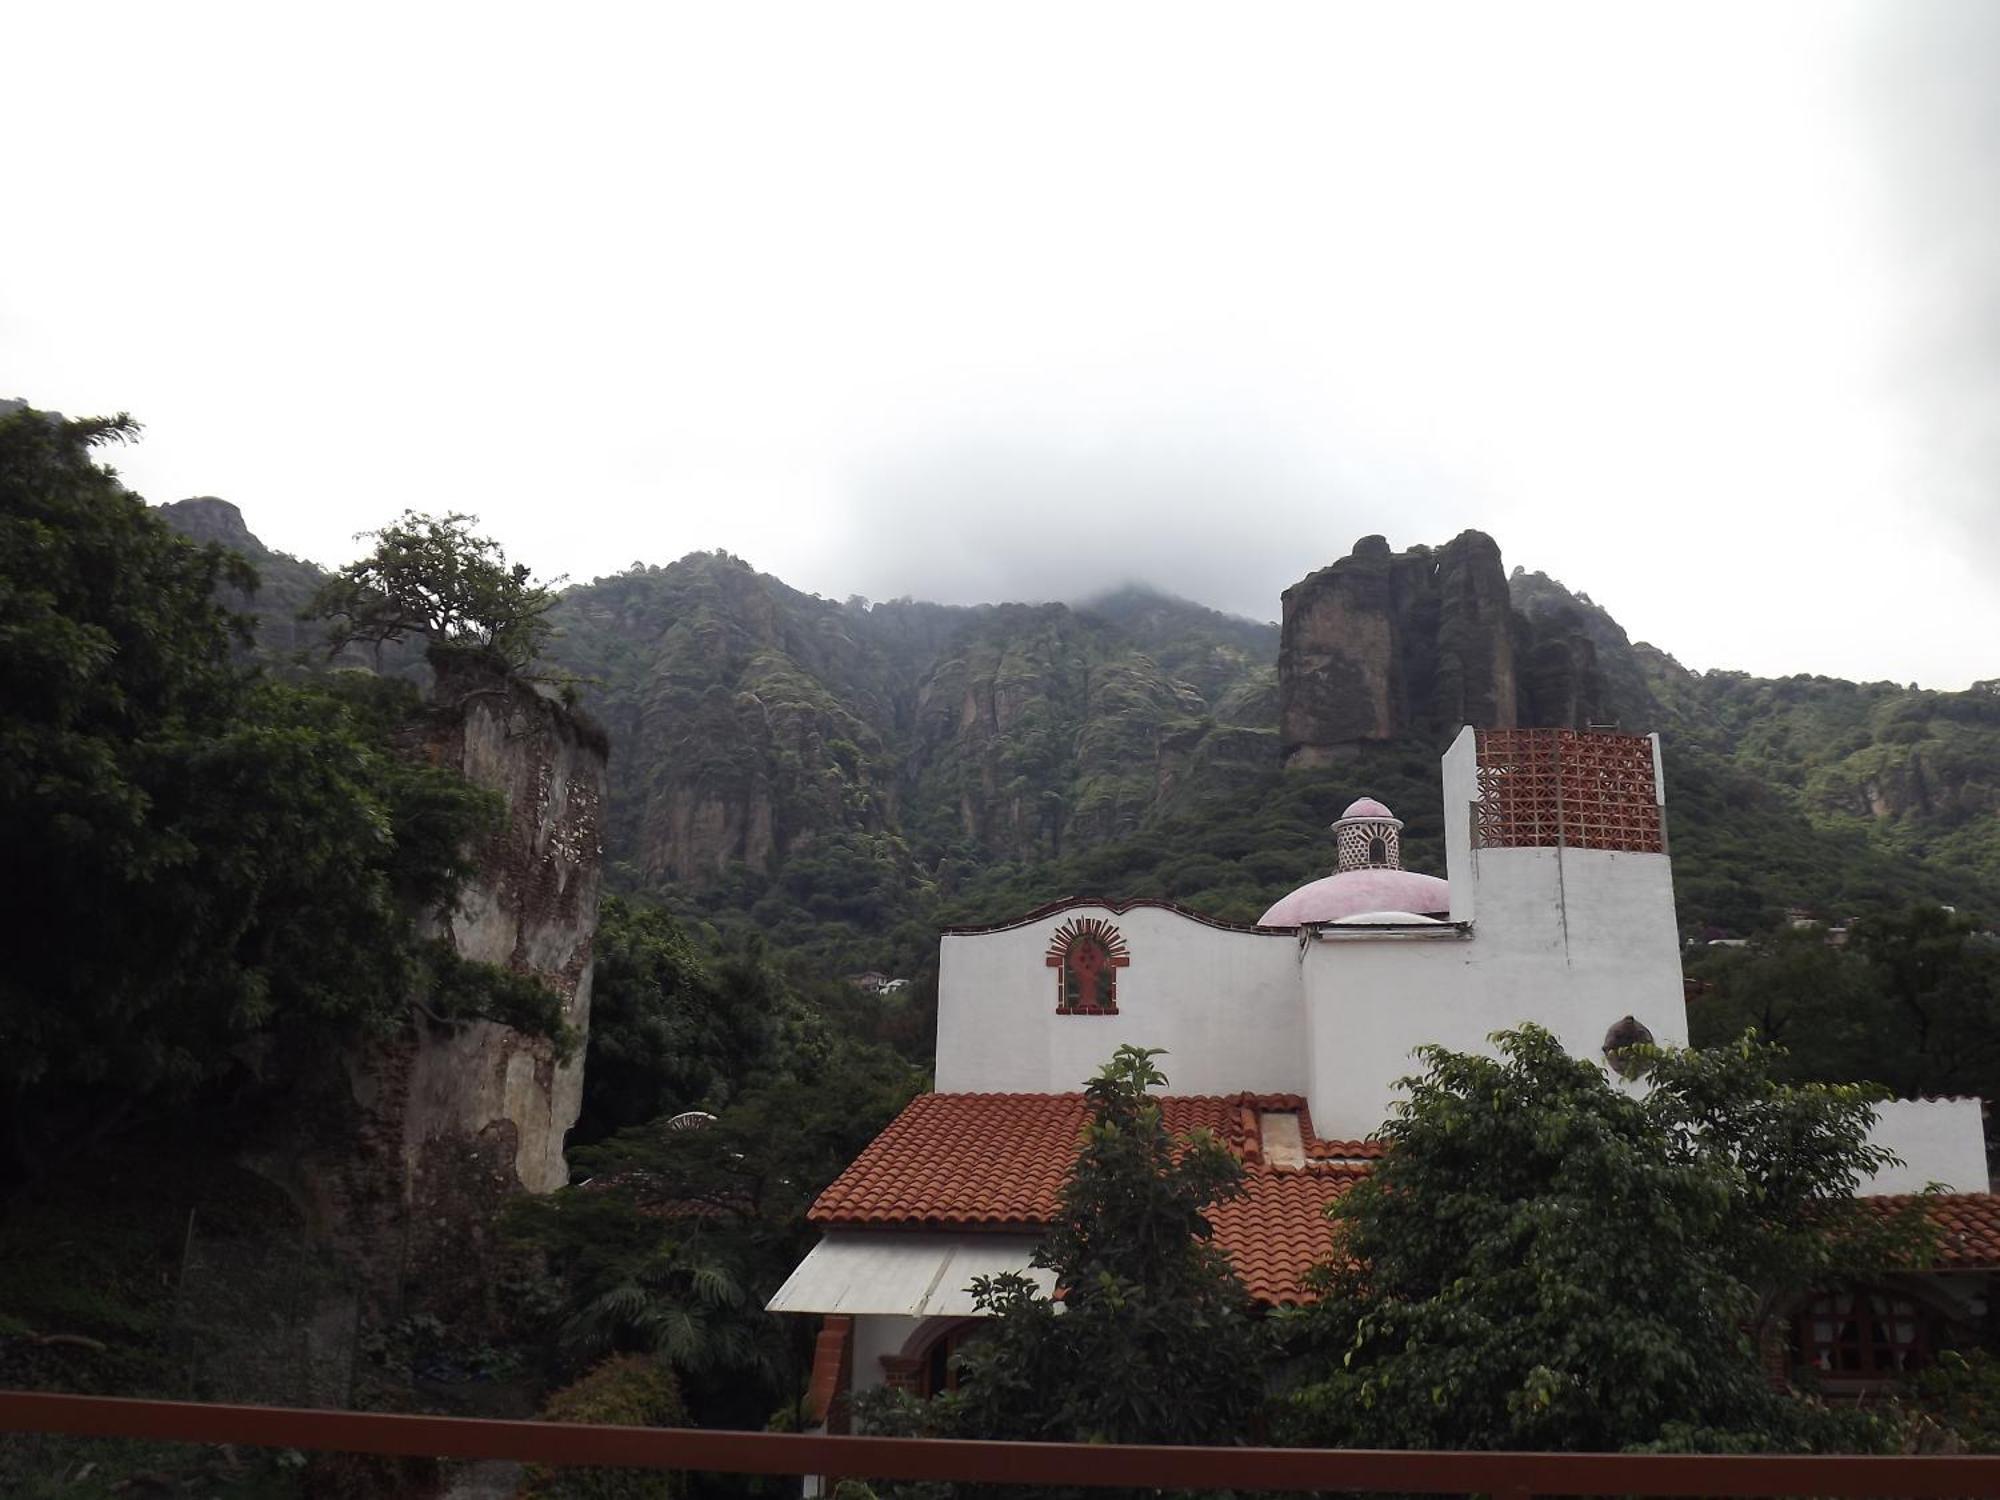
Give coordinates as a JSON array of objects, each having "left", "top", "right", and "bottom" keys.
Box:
[{"left": 4, "top": 1390, "right": 1998, "bottom": 1494}]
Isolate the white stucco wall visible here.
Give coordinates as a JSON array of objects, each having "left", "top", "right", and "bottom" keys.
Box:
[
  {"left": 1863, "top": 1097, "right": 1991, "bottom": 1195},
  {"left": 1305, "top": 840, "right": 1690, "bottom": 1140},
  {"left": 935, "top": 904, "right": 1305, "bottom": 1096},
  {"left": 1467, "top": 844, "right": 1689, "bottom": 1050},
  {"left": 1303, "top": 930, "right": 1480, "bottom": 1140},
  {"left": 1442, "top": 726, "right": 1479, "bottom": 924},
  {"left": 850, "top": 1313, "right": 926, "bottom": 1398}
]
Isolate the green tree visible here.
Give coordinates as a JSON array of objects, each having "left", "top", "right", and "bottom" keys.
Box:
[
  {"left": 902, "top": 1046, "right": 1267, "bottom": 1452},
  {"left": 1685, "top": 926, "right": 1880, "bottom": 1075},
  {"left": 522, "top": 1354, "right": 686, "bottom": 1499},
  {"left": 1848, "top": 905, "right": 2000, "bottom": 1100},
  {"left": 310, "top": 509, "right": 559, "bottom": 671},
  {"left": 0, "top": 408, "right": 559, "bottom": 1192},
  {"left": 1688, "top": 909, "right": 2000, "bottom": 1138},
  {"left": 1281, "top": 1025, "right": 1929, "bottom": 1453},
  {"left": 576, "top": 899, "right": 782, "bottom": 1144},
  {"left": 1901, "top": 1349, "right": 2000, "bottom": 1453},
  {"left": 559, "top": 1235, "right": 773, "bottom": 1394},
  {"left": 510, "top": 976, "right": 924, "bottom": 1433}
]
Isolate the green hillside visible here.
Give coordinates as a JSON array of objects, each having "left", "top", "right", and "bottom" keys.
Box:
[
  {"left": 159, "top": 508, "right": 2000, "bottom": 976},
  {"left": 1511, "top": 569, "right": 2000, "bottom": 927}
]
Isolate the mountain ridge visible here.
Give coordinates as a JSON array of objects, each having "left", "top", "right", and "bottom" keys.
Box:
[{"left": 155, "top": 503, "right": 2000, "bottom": 970}]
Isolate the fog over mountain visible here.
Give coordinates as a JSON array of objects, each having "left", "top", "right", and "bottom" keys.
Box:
[{"left": 829, "top": 408, "right": 1462, "bottom": 625}]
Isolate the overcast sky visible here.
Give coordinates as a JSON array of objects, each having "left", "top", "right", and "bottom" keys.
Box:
[{"left": 6, "top": 2, "right": 1996, "bottom": 687}]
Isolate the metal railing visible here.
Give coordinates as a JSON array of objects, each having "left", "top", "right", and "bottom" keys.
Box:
[{"left": 5, "top": 1389, "right": 1999, "bottom": 1495}]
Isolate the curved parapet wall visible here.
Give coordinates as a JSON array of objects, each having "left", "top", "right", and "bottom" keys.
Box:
[{"left": 936, "top": 900, "right": 1306, "bottom": 1097}]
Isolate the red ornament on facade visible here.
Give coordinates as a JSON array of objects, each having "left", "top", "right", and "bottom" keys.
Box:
[{"left": 1045, "top": 917, "right": 1130, "bottom": 1014}]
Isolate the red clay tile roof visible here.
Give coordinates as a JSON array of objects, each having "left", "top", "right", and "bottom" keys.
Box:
[
  {"left": 810, "top": 1094, "right": 2000, "bottom": 1307},
  {"left": 1867, "top": 1193, "right": 2000, "bottom": 1270},
  {"left": 808, "top": 1092, "right": 1378, "bottom": 1304},
  {"left": 1207, "top": 1167, "right": 1360, "bottom": 1304}
]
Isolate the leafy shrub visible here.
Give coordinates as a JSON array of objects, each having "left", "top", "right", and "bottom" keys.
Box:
[
  {"left": 521, "top": 1354, "right": 685, "bottom": 1499},
  {"left": 1901, "top": 1349, "right": 2000, "bottom": 1452}
]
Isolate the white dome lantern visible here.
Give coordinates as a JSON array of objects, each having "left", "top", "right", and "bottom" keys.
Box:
[{"left": 1333, "top": 797, "right": 1403, "bottom": 873}]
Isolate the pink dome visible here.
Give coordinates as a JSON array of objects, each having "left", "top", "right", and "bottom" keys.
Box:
[
  {"left": 1258, "top": 867, "right": 1452, "bottom": 926},
  {"left": 1340, "top": 797, "right": 1395, "bottom": 820}
]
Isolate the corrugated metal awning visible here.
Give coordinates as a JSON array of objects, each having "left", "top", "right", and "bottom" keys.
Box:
[{"left": 765, "top": 1232, "right": 1052, "bottom": 1317}]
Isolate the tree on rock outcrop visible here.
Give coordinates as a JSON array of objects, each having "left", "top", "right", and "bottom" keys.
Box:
[
  {"left": 310, "top": 509, "right": 560, "bottom": 672},
  {"left": 0, "top": 407, "right": 558, "bottom": 1194}
]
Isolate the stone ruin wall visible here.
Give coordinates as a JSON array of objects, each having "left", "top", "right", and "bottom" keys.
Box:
[
  {"left": 408, "top": 656, "right": 603, "bottom": 1196},
  {"left": 299, "top": 654, "right": 607, "bottom": 1326}
]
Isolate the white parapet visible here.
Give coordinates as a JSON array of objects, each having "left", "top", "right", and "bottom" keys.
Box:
[
  {"left": 1442, "top": 725, "right": 1479, "bottom": 924},
  {"left": 935, "top": 901, "right": 1307, "bottom": 1097},
  {"left": 1861, "top": 1097, "right": 1991, "bottom": 1195}
]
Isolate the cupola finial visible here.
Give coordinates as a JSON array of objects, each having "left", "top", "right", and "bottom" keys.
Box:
[{"left": 1331, "top": 797, "right": 1403, "bottom": 874}]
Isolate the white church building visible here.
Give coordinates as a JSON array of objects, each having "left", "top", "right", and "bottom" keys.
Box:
[{"left": 771, "top": 727, "right": 1998, "bottom": 1425}]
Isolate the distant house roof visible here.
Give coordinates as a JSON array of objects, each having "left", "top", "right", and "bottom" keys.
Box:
[{"left": 807, "top": 1093, "right": 2000, "bottom": 1305}]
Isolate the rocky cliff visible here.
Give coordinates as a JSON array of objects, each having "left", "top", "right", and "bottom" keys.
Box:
[
  {"left": 542, "top": 553, "right": 1278, "bottom": 879},
  {"left": 545, "top": 555, "right": 908, "bottom": 884},
  {"left": 1279, "top": 531, "right": 1528, "bottom": 764},
  {"left": 1274, "top": 530, "right": 1652, "bottom": 766},
  {"left": 407, "top": 652, "right": 605, "bottom": 1194},
  {"left": 167, "top": 500, "right": 2000, "bottom": 950},
  {"left": 308, "top": 652, "right": 606, "bottom": 1319},
  {"left": 157, "top": 496, "right": 425, "bottom": 677},
  {"left": 1507, "top": 565, "right": 1654, "bottom": 731}
]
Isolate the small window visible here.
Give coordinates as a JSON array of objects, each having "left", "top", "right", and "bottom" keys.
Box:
[
  {"left": 1796, "top": 1289, "right": 1931, "bottom": 1377},
  {"left": 1366, "top": 835, "right": 1388, "bottom": 865},
  {"left": 921, "top": 1322, "right": 986, "bottom": 1397}
]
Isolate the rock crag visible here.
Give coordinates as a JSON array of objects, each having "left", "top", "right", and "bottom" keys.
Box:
[
  {"left": 308, "top": 653, "right": 606, "bottom": 1322},
  {"left": 1277, "top": 531, "right": 1638, "bottom": 767},
  {"left": 1280, "top": 531, "right": 1527, "bottom": 765}
]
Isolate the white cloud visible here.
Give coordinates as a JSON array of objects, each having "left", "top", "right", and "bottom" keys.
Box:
[{"left": 5, "top": 0, "right": 1995, "bottom": 685}]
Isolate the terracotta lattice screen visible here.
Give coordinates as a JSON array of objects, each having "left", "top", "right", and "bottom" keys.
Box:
[{"left": 1473, "top": 728, "right": 1664, "bottom": 853}]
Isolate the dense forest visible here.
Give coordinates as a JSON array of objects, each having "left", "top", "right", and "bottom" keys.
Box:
[
  {"left": 5, "top": 401, "right": 2000, "bottom": 1494},
  {"left": 144, "top": 502, "right": 2000, "bottom": 984},
  {"left": 541, "top": 546, "right": 1998, "bottom": 974}
]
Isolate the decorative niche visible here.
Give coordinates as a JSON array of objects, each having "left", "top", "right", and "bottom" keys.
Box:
[{"left": 1045, "top": 917, "right": 1129, "bottom": 1015}]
